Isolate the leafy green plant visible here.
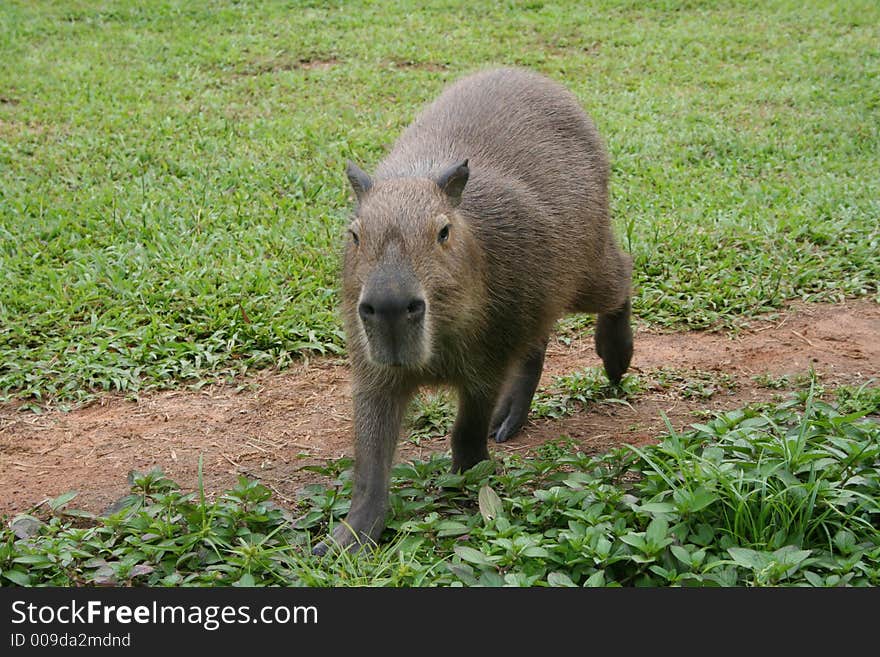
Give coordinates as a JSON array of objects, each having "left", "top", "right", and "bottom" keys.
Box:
[
  {"left": 3, "top": 389, "right": 877, "bottom": 586},
  {"left": 649, "top": 367, "right": 738, "bottom": 400},
  {"left": 834, "top": 380, "right": 880, "bottom": 416},
  {"left": 531, "top": 367, "right": 643, "bottom": 419},
  {"left": 752, "top": 372, "right": 821, "bottom": 391},
  {"left": 405, "top": 389, "right": 456, "bottom": 445}
]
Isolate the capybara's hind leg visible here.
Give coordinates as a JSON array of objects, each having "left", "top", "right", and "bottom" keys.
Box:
[
  {"left": 489, "top": 338, "right": 548, "bottom": 443},
  {"left": 451, "top": 385, "right": 498, "bottom": 472},
  {"left": 595, "top": 298, "right": 633, "bottom": 386}
]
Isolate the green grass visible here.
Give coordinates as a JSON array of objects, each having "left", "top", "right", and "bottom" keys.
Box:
[
  {"left": 1, "top": 0, "right": 878, "bottom": 405},
  {"left": 649, "top": 367, "right": 738, "bottom": 400},
  {"left": 3, "top": 388, "right": 877, "bottom": 586},
  {"left": 1, "top": 0, "right": 879, "bottom": 588},
  {"left": 403, "top": 367, "right": 643, "bottom": 442},
  {"left": 405, "top": 389, "right": 456, "bottom": 445},
  {"left": 530, "top": 367, "right": 643, "bottom": 419}
]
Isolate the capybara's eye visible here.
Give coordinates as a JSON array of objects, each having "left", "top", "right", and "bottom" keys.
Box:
[
  {"left": 437, "top": 224, "right": 451, "bottom": 244},
  {"left": 349, "top": 229, "right": 360, "bottom": 246}
]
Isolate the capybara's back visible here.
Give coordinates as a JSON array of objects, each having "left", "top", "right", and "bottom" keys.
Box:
[
  {"left": 317, "top": 67, "right": 633, "bottom": 554},
  {"left": 375, "top": 67, "right": 631, "bottom": 331}
]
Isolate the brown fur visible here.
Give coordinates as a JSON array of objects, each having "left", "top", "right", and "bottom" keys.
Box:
[{"left": 314, "top": 67, "right": 633, "bottom": 554}]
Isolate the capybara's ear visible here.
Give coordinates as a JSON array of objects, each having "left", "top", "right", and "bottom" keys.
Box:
[
  {"left": 435, "top": 159, "right": 469, "bottom": 207},
  {"left": 346, "top": 160, "right": 373, "bottom": 202}
]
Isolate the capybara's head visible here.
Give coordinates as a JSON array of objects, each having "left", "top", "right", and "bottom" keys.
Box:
[{"left": 341, "top": 160, "right": 484, "bottom": 370}]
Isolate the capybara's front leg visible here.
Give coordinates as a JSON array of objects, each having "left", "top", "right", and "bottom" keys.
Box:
[{"left": 313, "top": 387, "right": 410, "bottom": 555}]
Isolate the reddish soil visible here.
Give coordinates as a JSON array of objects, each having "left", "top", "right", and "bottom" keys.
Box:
[{"left": 1, "top": 300, "right": 878, "bottom": 517}]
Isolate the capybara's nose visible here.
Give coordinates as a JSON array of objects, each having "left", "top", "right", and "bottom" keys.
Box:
[
  {"left": 359, "top": 296, "right": 425, "bottom": 324},
  {"left": 405, "top": 299, "right": 426, "bottom": 321},
  {"left": 358, "top": 301, "right": 375, "bottom": 322}
]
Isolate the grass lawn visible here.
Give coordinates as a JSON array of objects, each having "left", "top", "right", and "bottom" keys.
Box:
[{"left": 1, "top": 0, "right": 878, "bottom": 406}]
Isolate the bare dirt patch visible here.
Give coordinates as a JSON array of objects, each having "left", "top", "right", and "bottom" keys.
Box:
[
  {"left": 389, "top": 60, "right": 449, "bottom": 72},
  {"left": 1, "top": 299, "right": 877, "bottom": 517},
  {"left": 233, "top": 56, "right": 340, "bottom": 77}
]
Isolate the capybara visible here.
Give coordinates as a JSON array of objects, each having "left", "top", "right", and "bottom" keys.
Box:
[{"left": 315, "top": 67, "right": 633, "bottom": 553}]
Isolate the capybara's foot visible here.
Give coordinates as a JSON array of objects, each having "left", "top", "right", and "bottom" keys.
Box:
[
  {"left": 312, "top": 511, "right": 384, "bottom": 556},
  {"left": 489, "top": 341, "right": 547, "bottom": 443},
  {"left": 489, "top": 392, "right": 531, "bottom": 443}
]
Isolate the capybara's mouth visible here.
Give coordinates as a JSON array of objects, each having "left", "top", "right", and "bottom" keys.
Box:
[
  {"left": 362, "top": 325, "right": 429, "bottom": 370},
  {"left": 369, "top": 351, "right": 421, "bottom": 369}
]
